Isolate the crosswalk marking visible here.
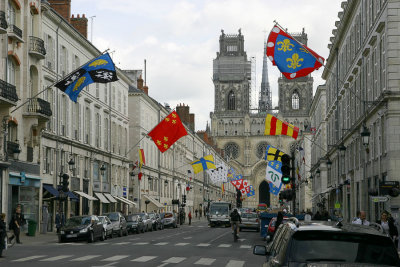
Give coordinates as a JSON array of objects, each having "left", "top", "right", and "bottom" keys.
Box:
[
  {"left": 70, "top": 255, "right": 101, "bottom": 261},
  {"left": 155, "top": 242, "right": 168, "bottom": 245},
  {"left": 194, "top": 258, "right": 216, "bottom": 265},
  {"left": 40, "top": 255, "right": 73, "bottom": 261},
  {"left": 56, "top": 242, "right": 84, "bottom": 246},
  {"left": 133, "top": 242, "right": 149, "bottom": 245},
  {"left": 225, "top": 260, "right": 245, "bottom": 267},
  {"left": 183, "top": 236, "right": 192, "bottom": 239},
  {"left": 163, "top": 257, "right": 186, "bottom": 263},
  {"left": 218, "top": 244, "right": 232, "bottom": 248},
  {"left": 240, "top": 245, "right": 251, "bottom": 249},
  {"left": 13, "top": 255, "right": 47, "bottom": 262},
  {"left": 175, "top": 242, "right": 190, "bottom": 246},
  {"left": 238, "top": 239, "right": 246, "bottom": 242},
  {"left": 197, "top": 243, "right": 211, "bottom": 247},
  {"left": 101, "top": 255, "right": 130, "bottom": 261},
  {"left": 131, "top": 256, "right": 158, "bottom": 262},
  {"left": 113, "top": 242, "right": 131, "bottom": 245},
  {"left": 94, "top": 242, "right": 108, "bottom": 245}
]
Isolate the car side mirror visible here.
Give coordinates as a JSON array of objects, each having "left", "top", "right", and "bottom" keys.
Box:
[{"left": 253, "top": 245, "right": 267, "bottom": 256}]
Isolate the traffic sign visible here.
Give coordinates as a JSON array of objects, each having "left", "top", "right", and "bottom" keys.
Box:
[{"left": 371, "top": 196, "right": 389, "bottom": 202}]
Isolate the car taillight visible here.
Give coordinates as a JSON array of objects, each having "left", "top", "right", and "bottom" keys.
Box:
[{"left": 256, "top": 219, "right": 259, "bottom": 223}]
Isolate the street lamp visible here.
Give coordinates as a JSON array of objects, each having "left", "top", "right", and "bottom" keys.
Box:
[
  {"left": 361, "top": 125, "right": 371, "bottom": 148},
  {"left": 145, "top": 200, "right": 150, "bottom": 212},
  {"left": 12, "top": 140, "right": 21, "bottom": 160},
  {"left": 100, "top": 163, "right": 106, "bottom": 176},
  {"left": 327, "top": 159, "right": 332, "bottom": 171},
  {"left": 68, "top": 157, "right": 75, "bottom": 172},
  {"left": 339, "top": 143, "right": 346, "bottom": 157}
]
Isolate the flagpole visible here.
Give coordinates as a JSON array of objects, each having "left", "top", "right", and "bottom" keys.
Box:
[{"left": 10, "top": 49, "right": 110, "bottom": 114}]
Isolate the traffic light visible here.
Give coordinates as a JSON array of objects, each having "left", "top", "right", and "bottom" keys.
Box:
[
  {"left": 281, "top": 154, "right": 291, "bottom": 184},
  {"left": 279, "top": 192, "right": 283, "bottom": 204},
  {"left": 389, "top": 188, "right": 400, "bottom": 197},
  {"left": 281, "top": 189, "right": 294, "bottom": 201},
  {"left": 183, "top": 195, "right": 186, "bottom": 203},
  {"left": 62, "top": 173, "right": 69, "bottom": 192}
]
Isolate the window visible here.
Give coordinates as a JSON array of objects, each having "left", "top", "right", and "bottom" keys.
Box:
[
  {"left": 256, "top": 142, "right": 269, "bottom": 159},
  {"left": 227, "top": 45, "right": 237, "bottom": 52},
  {"left": 224, "top": 142, "right": 239, "bottom": 160},
  {"left": 104, "top": 117, "right": 109, "bottom": 150},
  {"left": 227, "top": 90, "right": 235, "bottom": 110},
  {"left": 7, "top": 2, "right": 16, "bottom": 26},
  {"left": 292, "top": 92, "right": 299, "bottom": 110},
  {"left": 7, "top": 59, "right": 16, "bottom": 85}
]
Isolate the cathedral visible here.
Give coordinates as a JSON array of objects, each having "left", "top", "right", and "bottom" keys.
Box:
[{"left": 210, "top": 29, "right": 314, "bottom": 209}]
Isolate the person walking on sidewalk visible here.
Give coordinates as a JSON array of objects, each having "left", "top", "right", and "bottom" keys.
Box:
[
  {"left": 195, "top": 209, "right": 198, "bottom": 218},
  {"left": 188, "top": 211, "right": 192, "bottom": 225},
  {"left": 9, "top": 206, "right": 24, "bottom": 244},
  {"left": 55, "top": 211, "right": 65, "bottom": 234},
  {"left": 0, "top": 213, "right": 6, "bottom": 257}
]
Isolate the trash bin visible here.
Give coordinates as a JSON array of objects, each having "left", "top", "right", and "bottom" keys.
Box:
[{"left": 28, "top": 220, "right": 37, "bottom": 236}]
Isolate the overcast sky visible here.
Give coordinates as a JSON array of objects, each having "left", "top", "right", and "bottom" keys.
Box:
[{"left": 72, "top": 0, "right": 343, "bottom": 131}]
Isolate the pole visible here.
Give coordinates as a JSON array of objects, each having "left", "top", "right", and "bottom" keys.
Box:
[{"left": 291, "top": 150, "right": 296, "bottom": 216}]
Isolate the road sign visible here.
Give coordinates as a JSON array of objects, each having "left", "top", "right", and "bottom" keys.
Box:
[{"left": 371, "top": 196, "right": 389, "bottom": 202}]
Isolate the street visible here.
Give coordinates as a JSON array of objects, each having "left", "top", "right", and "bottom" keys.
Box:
[{"left": 1, "top": 220, "right": 265, "bottom": 267}]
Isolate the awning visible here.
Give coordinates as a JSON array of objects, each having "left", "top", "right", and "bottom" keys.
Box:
[
  {"left": 114, "top": 196, "right": 136, "bottom": 206},
  {"left": 104, "top": 193, "right": 117, "bottom": 203},
  {"left": 143, "top": 194, "right": 164, "bottom": 208},
  {"left": 66, "top": 191, "right": 79, "bottom": 201},
  {"left": 74, "top": 191, "right": 97, "bottom": 201},
  {"left": 43, "top": 184, "right": 59, "bottom": 197},
  {"left": 321, "top": 187, "right": 334, "bottom": 194},
  {"left": 94, "top": 192, "right": 110, "bottom": 203}
]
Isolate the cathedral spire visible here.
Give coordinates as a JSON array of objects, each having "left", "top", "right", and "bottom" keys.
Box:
[{"left": 258, "top": 41, "right": 272, "bottom": 111}]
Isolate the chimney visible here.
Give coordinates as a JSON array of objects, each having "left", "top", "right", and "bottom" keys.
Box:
[
  {"left": 142, "top": 85, "right": 148, "bottom": 95},
  {"left": 48, "top": 0, "right": 71, "bottom": 22},
  {"left": 137, "top": 75, "right": 144, "bottom": 90},
  {"left": 70, "top": 13, "right": 88, "bottom": 38},
  {"left": 176, "top": 104, "right": 195, "bottom": 132}
]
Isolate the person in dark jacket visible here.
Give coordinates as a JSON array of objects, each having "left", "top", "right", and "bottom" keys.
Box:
[
  {"left": 10, "top": 206, "right": 24, "bottom": 244},
  {"left": 377, "top": 210, "right": 398, "bottom": 246},
  {"left": 273, "top": 211, "right": 284, "bottom": 240},
  {"left": 0, "top": 213, "right": 6, "bottom": 257},
  {"left": 230, "top": 209, "right": 242, "bottom": 235}
]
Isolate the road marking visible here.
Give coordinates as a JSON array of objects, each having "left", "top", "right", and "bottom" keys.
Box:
[
  {"left": 71, "top": 255, "right": 101, "bottom": 261},
  {"left": 238, "top": 239, "right": 246, "bottom": 242},
  {"left": 155, "top": 242, "right": 169, "bottom": 245},
  {"left": 175, "top": 242, "right": 190, "bottom": 246},
  {"left": 101, "top": 255, "right": 130, "bottom": 261},
  {"left": 194, "top": 258, "right": 216, "bottom": 265},
  {"left": 197, "top": 243, "right": 211, "bottom": 247},
  {"left": 240, "top": 245, "right": 252, "bottom": 249},
  {"left": 225, "top": 260, "right": 245, "bottom": 267},
  {"left": 209, "top": 231, "right": 230, "bottom": 243},
  {"left": 129, "top": 238, "right": 140, "bottom": 241},
  {"left": 131, "top": 256, "right": 158, "bottom": 262},
  {"left": 13, "top": 255, "right": 47, "bottom": 262},
  {"left": 163, "top": 257, "right": 186, "bottom": 263},
  {"left": 183, "top": 236, "right": 192, "bottom": 239},
  {"left": 218, "top": 244, "right": 231, "bottom": 248},
  {"left": 133, "top": 242, "right": 149, "bottom": 245},
  {"left": 40, "top": 255, "right": 73, "bottom": 261},
  {"left": 113, "top": 242, "right": 131, "bottom": 245},
  {"left": 56, "top": 242, "right": 84, "bottom": 245},
  {"left": 94, "top": 242, "right": 108, "bottom": 245}
]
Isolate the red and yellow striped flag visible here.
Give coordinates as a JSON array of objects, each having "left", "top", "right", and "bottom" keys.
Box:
[
  {"left": 264, "top": 114, "right": 299, "bottom": 140},
  {"left": 139, "top": 149, "right": 145, "bottom": 168}
]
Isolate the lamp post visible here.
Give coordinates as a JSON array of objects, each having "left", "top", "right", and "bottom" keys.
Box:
[
  {"left": 12, "top": 140, "right": 21, "bottom": 160},
  {"left": 145, "top": 200, "right": 150, "bottom": 212},
  {"left": 361, "top": 125, "right": 371, "bottom": 148}
]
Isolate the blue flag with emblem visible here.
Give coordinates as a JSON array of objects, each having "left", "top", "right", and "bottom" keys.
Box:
[
  {"left": 191, "top": 155, "right": 216, "bottom": 174},
  {"left": 55, "top": 53, "right": 118, "bottom": 102},
  {"left": 266, "top": 25, "right": 324, "bottom": 80},
  {"left": 265, "top": 160, "right": 283, "bottom": 192}
]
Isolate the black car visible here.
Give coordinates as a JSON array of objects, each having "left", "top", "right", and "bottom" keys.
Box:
[
  {"left": 253, "top": 218, "right": 400, "bottom": 266},
  {"left": 148, "top": 212, "right": 163, "bottom": 230},
  {"left": 125, "top": 214, "right": 145, "bottom": 234},
  {"left": 59, "top": 215, "right": 105, "bottom": 243}
]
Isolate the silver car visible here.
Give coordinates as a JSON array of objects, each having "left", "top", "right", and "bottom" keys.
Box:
[
  {"left": 98, "top": 215, "right": 113, "bottom": 239},
  {"left": 132, "top": 213, "right": 153, "bottom": 232},
  {"left": 239, "top": 212, "right": 260, "bottom": 232},
  {"left": 103, "top": 212, "right": 128, "bottom": 237}
]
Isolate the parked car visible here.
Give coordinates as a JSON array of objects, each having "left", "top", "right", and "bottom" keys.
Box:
[
  {"left": 148, "top": 212, "right": 163, "bottom": 230},
  {"left": 59, "top": 215, "right": 105, "bottom": 243},
  {"left": 160, "top": 212, "right": 178, "bottom": 228},
  {"left": 103, "top": 212, "right": 128, "bottom": 237},
  {"left": 125, "top": 214, "right": 145, "bottom": 234},
  {"left": 239, "top": 212, "right": 260, "bottom": 232},
  {"left": 253, "top": 219, "right": 400, "bottom": 266},
  {"left": 267, "top": 216, "right": 289, "bottom": 239},
  {"left": 98, "top": 215, "right": 113, "bottom": 239},
  {"left": 132, "top": 213, "right": 152, "bottom": 232}
]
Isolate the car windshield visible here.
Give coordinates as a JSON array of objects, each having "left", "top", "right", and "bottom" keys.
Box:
[
  {"left": 159, "top": 213, "right": 165, "bottom": 218},
  {"left": 133, "top": 213, "right": 146, "bottom": 219},
  {"left": 210, "top": 205, "right": 228, "bottom": 215},
  {"left": 105, "top": 213, "right": 119, "bottom": 221},
  {"left": 164, "top": 213, "right": 173, "bottom": 218},
  {"left": 98, "top": 217, "right": 105, "bottom": 223},
  {"left": 148, "top": 214, "right": 155, "bottom": 219},
  {"left": 125, "top": 215, "right": 137, "bottom": 222},
  {"left": 290, "top": 231, "right": 399, "bottom": 266},
  {"left": 65, "top": 216, "right": 91, "bottom": 227}
]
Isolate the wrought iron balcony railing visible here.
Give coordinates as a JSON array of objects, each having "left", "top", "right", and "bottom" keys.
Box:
[
  {"left": 29, "top": 36, "right": 46, "bottom": 56},
  {"left": 0, "top": 11, "right": 7, "bottom": 31},
  {"left": 27, "top": 98, "right": 52, "bottom": 117},
  {"left": 9, "top": 24, "right": 22, "bottom": 39},
  {"left": 0, "top": 79, "right": 19, "bottom": 102}
]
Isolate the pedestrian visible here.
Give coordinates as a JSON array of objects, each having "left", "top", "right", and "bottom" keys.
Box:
[
  {"left": 377, "top": 210, "right": 398, "bottom": 246},
  {"left": 0, "top": 213, "right": 6, "bottom": 258},
  {"left": 55, "top": 211, "right": 65, "bottom": 233},
  {"left": 188, "top": 211, "right": 192, "bottom": 225},
  {"left": 352, "top": 211, "right": 369, "bottom": 226},
  {"left": 272, "top": 211, "right": 284, "bottom": 240},
  {"left": 9, "top": 206, "right": 25, "bottom": 244},
  {"left": 199, "top": 209, "right": 202, "bottom": 218},
  {"left": 313, "top": 211, "right": 322, "bottom": 220},
  {"left": 195, "top": 209, "right": 198, "bottom": 218}
]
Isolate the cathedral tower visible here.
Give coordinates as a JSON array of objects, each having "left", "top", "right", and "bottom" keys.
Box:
[{"left": 258, "top": 42, "right": 272, "bottom": 112}]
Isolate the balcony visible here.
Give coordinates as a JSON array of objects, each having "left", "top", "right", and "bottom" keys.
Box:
[
  {"left": 7, "top": 141, "right": 20, "bottom": 159},
  {"left": 8, "top": 24, "right": 23, "bottom": 43},
  {"left": 0, "top": 79, "right": 18, "bottom": 108},
  {"left": 29, "top": 36, "right": 46, "bottom": 59},
  {"left": 0, "top": 11, "right": 7, "bottom": 34},
  {"left": 23, "top": 98, "right": 52, "bottom": 123}
]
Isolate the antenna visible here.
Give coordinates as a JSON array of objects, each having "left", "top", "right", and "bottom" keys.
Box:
[
  {"left": 89, "top": 15, "right": 96, "bottom": 43},
  {"left": 144, "top": 59, "right": 147, "bottom": 86}
]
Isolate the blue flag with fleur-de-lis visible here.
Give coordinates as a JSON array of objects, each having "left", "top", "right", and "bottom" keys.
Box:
[{"left": 266, "top": 25, "right": 324, "bottom": 79}]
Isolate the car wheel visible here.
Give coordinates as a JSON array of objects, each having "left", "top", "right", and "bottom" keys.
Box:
[
  {"left": 239, "top": 228, "right": 242, "bottom": 232},
  {"left": 118, "top": 228, "right": 123, "bottom": 237},
  {"left": 124, "top": 228, "right": 128, "bottom": 236},
  {"left": 58, "top": 236, "right": 64, "bottom": 243},
  {"left": 100, "top": 230, "right": 106, "bottom": 241},
  {"left": 88, "top": 231, "right": 94, "bottom": 243},
  {"left": 136, "top": 228, "right": 140, "bottom": 234},
  {"left": 109, "top": 231, "right": 113, "bottom": 238},
  {"left": 142, "top": 227, "right": 145, "bottom": 233}
]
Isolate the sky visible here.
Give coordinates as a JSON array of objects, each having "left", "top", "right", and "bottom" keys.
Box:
[{"left": 71, "top": 0, "right": 343, "bottom": 131}]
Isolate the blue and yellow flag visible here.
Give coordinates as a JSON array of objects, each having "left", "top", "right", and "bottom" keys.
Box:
[
  {"left": 191, "top": 155, "right": 216, "bottom": 174},
  {"left": 264, "top": 145, "right": 286, "bottom": 162},
  {"left": 55, "top": 53, "right": 118, "bottom": 102}
]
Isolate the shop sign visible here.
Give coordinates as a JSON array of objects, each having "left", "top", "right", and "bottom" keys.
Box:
[
  {"left": 334, "top": 202, "right": 341, "bottom": 209},
  {"left": 371, "top": 196, "right": 389, "bottom": 203},
  {"left": 20, "top": 172, "right": 26, "bottom": 183},
  {"left": 123, "top": 186, "right": 127, "bottom": 197}
]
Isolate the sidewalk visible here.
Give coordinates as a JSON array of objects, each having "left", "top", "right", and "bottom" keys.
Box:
[{"left": 11, "top": 230, "right": 59, "bottom": 246}]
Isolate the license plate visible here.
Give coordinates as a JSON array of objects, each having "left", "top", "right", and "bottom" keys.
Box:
[
  {"left": 245, "top": 224, "right": 253, "bottom": 226},
  {"left": 66, "top": 234, "right": 77, "bottom": 238}
]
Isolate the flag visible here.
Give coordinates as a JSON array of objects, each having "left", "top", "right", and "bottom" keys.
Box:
[
  {"left": 264, "top": 145, "right": 286, "bottom": 162},
  {"left": 221, "top": 183, "right": 225, "bottom": 194},
  {"left": 138, "top": 172, "right": 143, "bottom": 181},
  {"left": 148, "top": 111, "right": 188, "bottom": 153},
  {"left": 296, "top": 163, "right": 301, "bottom": 180},
  {"left": 207, "top": 163, "right": 228, "bottom": 184},
  {"left": 266, "top": 25, "right": 324, "bottom": 79},
  {"left": 264, "top": 114, "right": 299, "bottom": 140},
  {"left": 55, "top": 53, "right": 118, "bottom": 102},
  {"left": 191, "top": 155, "right": 216, "bottom": 174},
  {"left": 298, "top": 146, "right": 305, "bottom": 164},
  {"left": 247, "top": 185, "right": 255, "bottom": 197},
  {"left": 139, "top": 149, "right": 145, "bottom": 168},
  {"left": 265, "top": 160, "right": 283, "bottom": 189},
  {"left": 269, "top": 182, "right": 282, "bottom": 196},
  {"left": 227, "top": 168, "right": 236, "bottom": 181}
]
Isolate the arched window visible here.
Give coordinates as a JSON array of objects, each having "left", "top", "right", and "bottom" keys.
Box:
[
  {"left": 227, "top": 90, "right": 235, "bottom": 110},
  {"left": 224, "top": 142, "right": 239, "bottom": 160},
  {"left": 292, "top": 92, "right": 299, "bottom": 110}
]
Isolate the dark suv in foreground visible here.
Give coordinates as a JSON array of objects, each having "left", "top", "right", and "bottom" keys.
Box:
[{"left": 253, "top": 219, "right": 400, "bottom": 266}]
